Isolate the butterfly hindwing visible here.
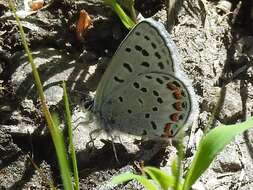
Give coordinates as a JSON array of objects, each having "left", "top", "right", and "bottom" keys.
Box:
[{"left": 100, "top": 72, "right": 192, "bottom": 137}]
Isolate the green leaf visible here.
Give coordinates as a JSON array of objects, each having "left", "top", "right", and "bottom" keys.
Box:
[
  {"left": 171, "top": 158, "right": 177, "bottom": 179},
  {"left": 183, "top": 117, "right": 253, "bottom": 190},
  {"left": 8, "top": 1, "right": 73, "bottom": 189},
  {"left": 62, "top": 82, "right": 79, "bottom": 190},
  {"left": 111, "top": 172, "right": 159, "bottom": 190},
  {"left": 103, "top": 0, "right": 135, "bottom": 29},
  {"left": 144, "top": 167, "right": 175, "bottom": 190}
]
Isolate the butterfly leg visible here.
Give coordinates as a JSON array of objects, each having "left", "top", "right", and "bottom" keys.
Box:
[
  {"left": 86, "top": 128, "right": 103, "bottom": 149},
  {"left": 104, "top": 125, "right": 121, "bottom": 164},
  {"left": 110, "top": 135, "right": 120, "bottom": 165}
]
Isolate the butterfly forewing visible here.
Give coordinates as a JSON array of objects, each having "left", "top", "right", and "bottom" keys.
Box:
[{"left": 94, "top": 19, "right": 181, "bottom": 111}]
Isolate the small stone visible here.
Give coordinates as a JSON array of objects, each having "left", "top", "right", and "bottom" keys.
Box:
[
  {"left": 213, "top": 144, "right": 242, "bottom": 173},
  {"left": 192, "top": 181, "right": 206, "bottom": 190}
]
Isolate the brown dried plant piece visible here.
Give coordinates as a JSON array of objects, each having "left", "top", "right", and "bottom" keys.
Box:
[
  {"left": 76, "top": 10, "right": 92, "bottom": 42},
  {"left": 29, "top": 0, "right": 44, "bottom": 11}
]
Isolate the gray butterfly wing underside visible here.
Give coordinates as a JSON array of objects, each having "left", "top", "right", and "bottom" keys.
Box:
[
  {"left": 99, "top": 72, "right": 192, "bottom": 137},
  {"left": 94, "top": 18, "right": 196, "bottom": 137}
]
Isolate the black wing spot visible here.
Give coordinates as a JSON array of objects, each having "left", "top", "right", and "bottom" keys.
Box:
[
  {"left": 114, "top": 76, "right": 124, "bottom": 83},
  {"left": 181, "top": 90, "right": 186, "bottom": 97},
  {"left": 151, "top": 42, "right": 157, "bottom": 49},
  {"left": 128, "top": 109, "right": 132, "bottom": 114},
  {"left": 163, "top": 75, "right": 171, "bottom": 80},
  {"left": 145, "top": 75, "right": 152, "bottom": 79},
  {"left": 133, "top": 82, "right": 140, "bottom": 89},
  {"left": 182, "top": 102, "right": 187, "bottom": 108},
  {"left": 141, "top": 62, "right": 150, "bottom": 67},
  {"left": 157, "top": 97, "right": 163, "bottom": 104},
  {"left": 125, "top": 47, "right": 131, "bottom": 52},
  {"left": 142, "top": 130, "right": 147, "bottom": 135},
  {"left": 135, "top": 31, "right": 141, "bottom": 36},
  {"left": 173, "top": 81, "right": 181, "bottom": 87},
  {"left": 140, "top": 87, "right": 147, "bottom": 93},
  {"left": 135, "top": 45, "right": 142, "bottom": 51},
  {"left": 142, "top": 49, "right": 149, "bottom": 56},
  {"left": 144, "top": 35, "right": 150, "bottom": 40},
  {"left": 145, "top": 113, "right": 150, "bottom": 118},
  {"left": 155, "top": 52, "right": 161, "bottom": 59},
  {"left": 158, "top": 62, "right": 165, "bottom": 70},
  {"left": 153, "top": 90, "right": 159, "bottom": 96},
  {"left": 118, "top": 96, "right": 123, "bottom": 102},
  {"left": 156, "top": 78, "right": 164, "bottom": 84},
  {"left": 138, "top": 98, "right": 143, "bottom": 104},
  {"left": 123, "top": 62, "right": 133, "bottom": 72},
  {"left": 152, "top": 107, "right": 158, "bottom": 111},
  {"left": 151, "top": 121, "right": 157, "bottom": 130},
  {"left": 179, "top": 114, "right": 184, "bottom": 120}
]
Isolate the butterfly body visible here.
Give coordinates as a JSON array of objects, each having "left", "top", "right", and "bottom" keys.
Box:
[{"left": 93, "top": 19, "right": 197, "bottom": 139}]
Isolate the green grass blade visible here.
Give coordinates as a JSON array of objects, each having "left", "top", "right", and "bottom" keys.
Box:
[
  {"left": 8, "top": 1, "right": 73, "bottom": 189},
  {"left": 103, "top": 0, "right": 135, "bottom": 29},
  {"left": 111, "top": 172, "right": 159, "bottom": 190},
  {"left": 174, "top": 130, "right": 184, "bottom": 190},
  {"left": 144, "top": 167, "right": 175, "bottom": 190},
  {"left": 27, "top": 155, "right": 57, "bottom": 190},
  {"left": 63, "top": 82, "right": 79, "bottom": 190},
  {"left": 183, "top": 117, "right": 253, "bottom": 190}
]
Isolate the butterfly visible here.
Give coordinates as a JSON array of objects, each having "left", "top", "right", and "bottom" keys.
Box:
[{"left": 92, "top": 18, "right": 196, "bottom": 140}]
